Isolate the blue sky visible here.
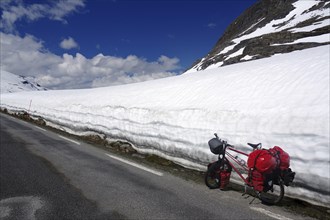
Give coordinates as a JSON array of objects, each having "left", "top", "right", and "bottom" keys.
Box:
[{"left": 1, "top": 0, "right": 256, "bottom": 89}]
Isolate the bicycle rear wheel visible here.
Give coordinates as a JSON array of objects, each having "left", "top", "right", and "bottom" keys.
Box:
[
  {"left": 205, "top": 162, "right": 221, "bottom": 189},
  {"left": 257, "top": 178, "right": 284, "bottom": 205}
]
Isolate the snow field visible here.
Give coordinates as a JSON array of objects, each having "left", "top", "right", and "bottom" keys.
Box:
[{"left": 1, "top": 45, "right": 329, "bottom": 206}]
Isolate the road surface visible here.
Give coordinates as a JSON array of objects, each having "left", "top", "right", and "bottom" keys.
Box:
[{"left": 0, "top": 113, "right": 311, "bottom": 219}]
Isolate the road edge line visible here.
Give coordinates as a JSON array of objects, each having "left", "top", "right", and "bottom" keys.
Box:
[
  {"left": 105, "top": 153, "right": 163, "bottom": 177},
  {"left": 250, "top": 207, "right": 293, "bottom": 220},
  {"left": 58, "top": 135, "right": 80, "bottom": 145}
]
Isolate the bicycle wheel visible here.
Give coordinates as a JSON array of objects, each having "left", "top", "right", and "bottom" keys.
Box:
[
  {"left": 205, "top": 162, "right": 221, "bottom": 189},
  {"left": 257, "top": 178, "right": 284, "bottom": 205}
]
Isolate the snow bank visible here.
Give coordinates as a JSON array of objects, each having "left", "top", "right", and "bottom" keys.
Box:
[{"left": 1, "top": 46, "right": 329, "bottom": 206}]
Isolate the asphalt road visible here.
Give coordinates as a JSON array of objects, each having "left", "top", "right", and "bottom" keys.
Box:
[{"left": 0, "top": 113, "right": 312, "bottom": 220}]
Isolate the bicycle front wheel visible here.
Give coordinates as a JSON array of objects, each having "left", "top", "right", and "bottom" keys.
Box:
[
  {"left": 205, "top": 162, "right": 220, "bottom": 189},
  {"left": 257, "top": 178, "right": 284, "bottom": 205}
]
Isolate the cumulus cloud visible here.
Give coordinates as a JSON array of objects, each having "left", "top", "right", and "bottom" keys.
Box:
[
  {"left": 60, "top": 37, "right": 79, "bottom": 50},
  {"left": 0, "top": 32, "right": 180, "bottom": 89},
  {"left": 0, "top": 0, "right": 85, "bottom": 32}
]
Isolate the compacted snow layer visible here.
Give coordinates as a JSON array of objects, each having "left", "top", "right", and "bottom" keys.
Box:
[{"left": 1, "top": 46, "right": 329, "bottom": 206}]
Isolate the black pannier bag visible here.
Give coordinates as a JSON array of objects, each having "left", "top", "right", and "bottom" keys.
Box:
[
  {"left": 282, "top": 168, "right": 296, "bottom": 186},
  {"left": 208, "top": 138, "right": 224, "bottom": 154}
]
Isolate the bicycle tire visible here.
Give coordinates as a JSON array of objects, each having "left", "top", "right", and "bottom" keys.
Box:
[
  {"left": 257, "top": 178, "right": 285, "bottom": 205},
  {"left": 205, "top": 162, "right": 221, "bottom": 189}
]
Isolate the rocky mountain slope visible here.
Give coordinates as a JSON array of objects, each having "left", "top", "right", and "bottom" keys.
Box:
[
  {"left": 1, "top": 70, "right": 47, "bottom": 94},
  {"left": 185, "top": 0, "right": 330, "bottom": 73}
]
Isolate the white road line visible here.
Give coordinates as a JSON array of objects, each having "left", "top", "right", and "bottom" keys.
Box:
[
  {"left": 250, "top": 207, "right": 293, "bottom": 220},
  {"left": 34, "top": 126, "right": 46, "bottom": 132},
  {"left": 105, "top": 153, "right": 163, "bottom": 177},
  {"left": 58, "top": 135, "right": 81, "bottom": 145}
]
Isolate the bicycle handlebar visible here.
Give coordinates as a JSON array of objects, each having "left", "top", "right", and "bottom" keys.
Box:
[
  {"left": 214, "top": 133, "right": 234, "bottom": 148},
  {"left": 213, "top": 133, "right": 262, "bottom": 151}
]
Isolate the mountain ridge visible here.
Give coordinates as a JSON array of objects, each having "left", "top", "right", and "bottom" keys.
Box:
[
  {"left": 0, "top": 70, "right": 47, "bottom": 94},
  {"left": 185, "top": 0, "right": 330, "bottom": 73}
]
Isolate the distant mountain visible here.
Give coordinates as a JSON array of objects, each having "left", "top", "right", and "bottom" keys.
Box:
[
  {"left": 185, "top": 0, "right": 330, "bottom": 73},
  {"left": 0, "top": 70, "right": 47, "bottom": 93}
]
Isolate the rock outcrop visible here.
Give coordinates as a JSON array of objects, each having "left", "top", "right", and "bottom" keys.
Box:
[{"left": 186, "top": 0, "right": 330, "bottom": 73}]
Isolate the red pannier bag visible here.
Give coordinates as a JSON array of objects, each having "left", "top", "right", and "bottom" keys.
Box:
[
  {"left": 247, "top": 149, "right": 278, "bottom": 174},
  {"left": 247, "top": 149, "right": 278, "bottom": 192},
  {"left": 269, "top": 146, "right": 290, "bottom": 170},
  {"left": 269, "top": 146, "right": 295, "bottom": 186},
  {"left": 220, "top": 170, "right": 231, "bottom": 190},
  {"left": 250, "top": 170, "right": 264, "bottom": 192}
]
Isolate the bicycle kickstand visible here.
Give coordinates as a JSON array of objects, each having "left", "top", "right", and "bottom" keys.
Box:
[{"left": 249, "top": 196, "right": 257, "bottom": 204}]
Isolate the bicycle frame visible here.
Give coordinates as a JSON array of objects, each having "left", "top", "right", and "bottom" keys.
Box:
[
  {"left": 224, "top": 146, "right": 252, "bottom": 186},
  {"left": 206, "top": 134, "right": 292, "bottom": 205}
]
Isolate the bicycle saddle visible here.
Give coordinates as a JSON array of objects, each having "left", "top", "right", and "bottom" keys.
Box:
[{"left": 248, "top": 143, "right": 261, "bottom": 149}]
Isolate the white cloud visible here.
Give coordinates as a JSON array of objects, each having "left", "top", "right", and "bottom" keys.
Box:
[
  {"left": 0, "top": 32, "right": 180, "bottom": 89},
  {"left": 49, "top": 0, "right": 85, "bottom": 22},
  {"left": 60, "top": 37, "right": 79, "bottom": 50},
  {"left": 207, "top": 23, "right": 217, "bottom": 29},
  {"left": 0, "top": 0, "right": 85, "bottom": 32}
]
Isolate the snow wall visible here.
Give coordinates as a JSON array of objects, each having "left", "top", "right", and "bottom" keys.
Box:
[{"left": 1, "top": 46, "right": 329, "bottom": 207}]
